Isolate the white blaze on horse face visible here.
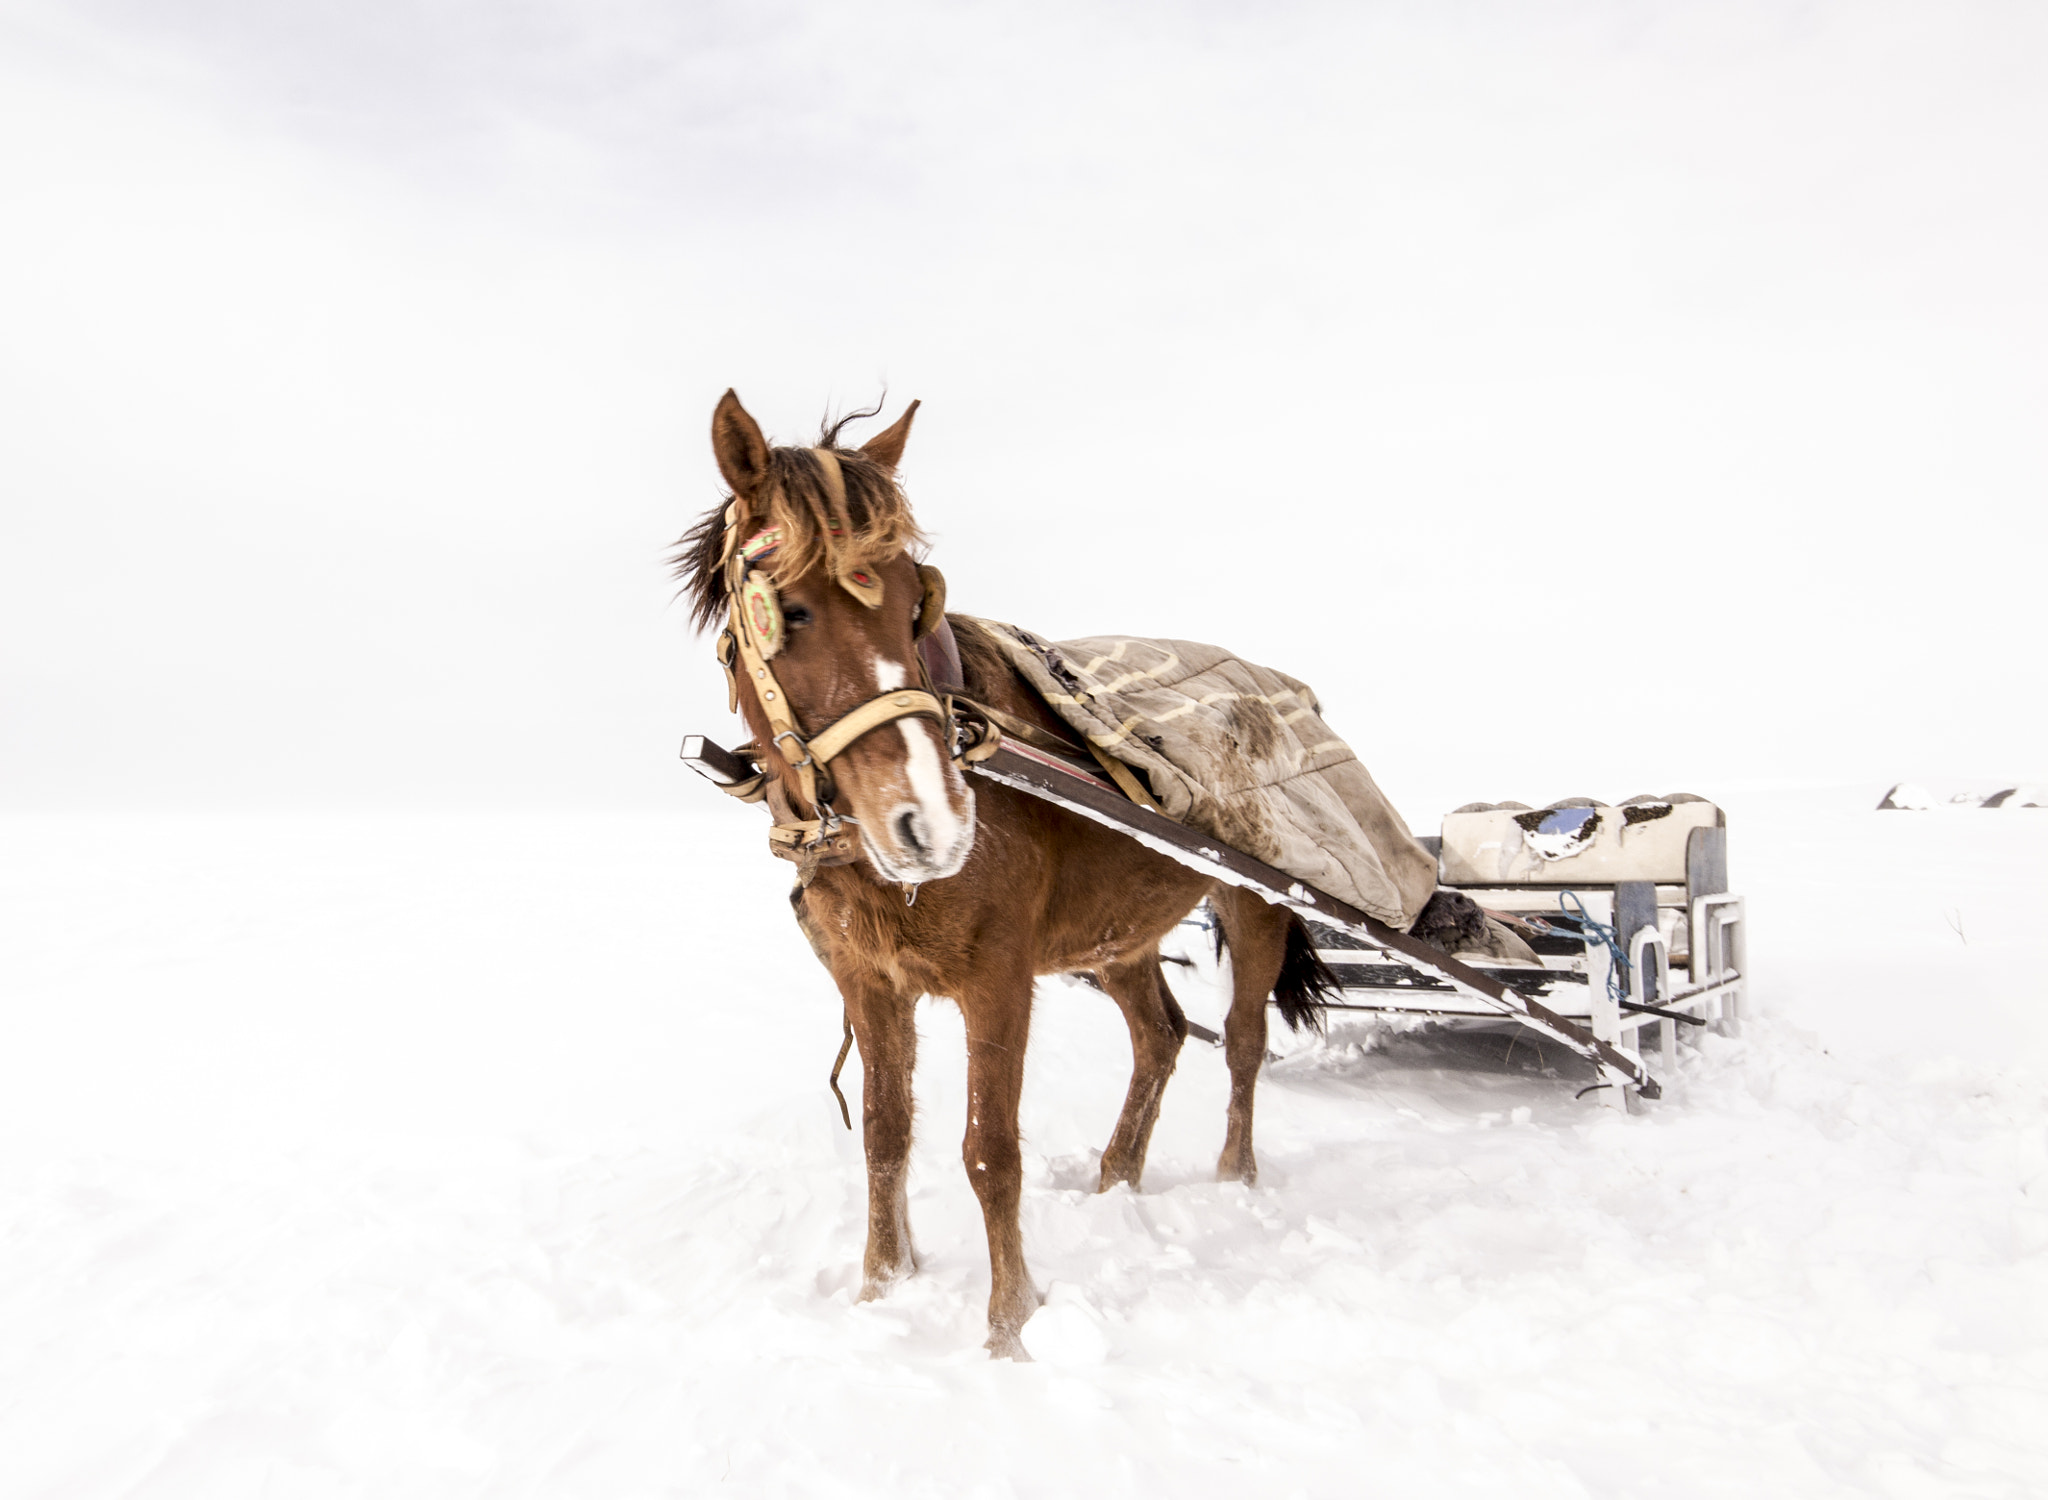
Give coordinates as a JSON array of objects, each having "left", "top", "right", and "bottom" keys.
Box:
[
  {"left": 863, "top": 652, "right": 974, "bottom": 881},
  {"left": 896, "top": 716, "right": 969, "bottom": 849}
]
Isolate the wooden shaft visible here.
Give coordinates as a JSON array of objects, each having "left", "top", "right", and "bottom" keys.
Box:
[{"left": 971, "top": 742, "right": 1660, "bottom": 1099}]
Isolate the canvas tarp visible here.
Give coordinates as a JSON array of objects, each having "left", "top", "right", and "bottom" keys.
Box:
[{"left": 965, "top": 620, "right": 1439, "bottom": 930}]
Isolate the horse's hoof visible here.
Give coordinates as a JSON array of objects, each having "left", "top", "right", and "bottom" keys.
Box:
[
  {"left": 1095, "top": 1161, "right": 1141, "bottom": 1193},
  {"left": 985, "top": 1329, "right": 1033, "bottom": 1361},
  {"left": 858, "top": 1261, "right": 914, "bottom": 1302},
  {"left": 1214, "top": 1157, "right": 1257, "bottom": 1186}
]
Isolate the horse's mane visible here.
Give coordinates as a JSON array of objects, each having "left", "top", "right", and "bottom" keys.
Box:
[{"left": 672, "top": 414, "right": 927, "bottom": 633}]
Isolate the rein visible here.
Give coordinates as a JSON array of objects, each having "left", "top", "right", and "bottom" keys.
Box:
[{"left": 711, "top": 450, "right": 1000, "bottom": 880}]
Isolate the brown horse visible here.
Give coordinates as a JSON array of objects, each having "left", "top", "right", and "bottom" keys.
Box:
[{"left": 676, "top": 391, "right": 1334, "bottom": 1358}]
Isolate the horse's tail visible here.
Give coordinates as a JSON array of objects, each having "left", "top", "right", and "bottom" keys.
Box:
[{"left": 1272, "top": 912, "right": 1340, "bottom": 1033}]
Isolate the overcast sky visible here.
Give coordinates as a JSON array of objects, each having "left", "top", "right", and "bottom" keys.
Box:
[{"left": 2, "top": 0, "right": 2042, "bottom": 818}]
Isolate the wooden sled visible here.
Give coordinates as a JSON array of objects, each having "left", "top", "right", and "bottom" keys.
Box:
[
  {"left": 1301, "top": 799, "right": 1746, "bottom": 1112},
  {"left": 684, "top": 735, "right": 1747, "bottom": 1110}
]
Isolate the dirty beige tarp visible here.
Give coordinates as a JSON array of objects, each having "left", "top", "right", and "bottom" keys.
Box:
[{"left": 966, "top": 620, "right": 1439, "bottom": 930}]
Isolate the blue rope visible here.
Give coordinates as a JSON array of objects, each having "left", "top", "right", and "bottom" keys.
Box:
[{"left": 1554, "top": 890, "right": 1632, "bottom": 1007}]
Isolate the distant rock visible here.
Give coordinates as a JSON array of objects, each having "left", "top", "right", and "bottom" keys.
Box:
[{"left": 1878, "top": 783, "right": 2042, "bottom": 809}]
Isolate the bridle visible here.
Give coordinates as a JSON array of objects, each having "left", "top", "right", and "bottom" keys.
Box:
[{"left": 711, "top": 448, "right": 999, "bottom": 875}]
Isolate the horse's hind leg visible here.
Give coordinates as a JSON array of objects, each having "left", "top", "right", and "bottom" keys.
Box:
[
  {"left": 1095, "top": 954, "right": 1187, "bottom": 1192},
  {"left": 1211, "top": 889, "right": 1292, "bottom": 1185},
  {"left": 842, "top": 971, "right": 919, "bottom": 1298}
]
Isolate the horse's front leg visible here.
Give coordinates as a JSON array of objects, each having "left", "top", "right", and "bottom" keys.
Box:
[
  {"left": 959, "top": 969, "right": 1040, "bottom": 1357},
  {"left": 843, "top": 972, "right": 919, "bottom": 1298}
]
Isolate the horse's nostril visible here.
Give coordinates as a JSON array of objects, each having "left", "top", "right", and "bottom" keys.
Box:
[{"left": 895, "top": 810, "right": 927, "bottom": 857}]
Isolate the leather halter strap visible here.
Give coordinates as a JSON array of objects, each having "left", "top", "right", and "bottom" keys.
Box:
[{"left": 801, "top": 688, "right": 949, "bottom": 766}]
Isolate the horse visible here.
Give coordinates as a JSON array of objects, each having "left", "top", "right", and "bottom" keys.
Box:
[{"left": 675, "top": 391, "right": 1336, "bottom": 1358}]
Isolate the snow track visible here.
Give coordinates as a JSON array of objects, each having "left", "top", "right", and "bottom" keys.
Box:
[{"left": 1, "top": 794, "right": 2043, "bottom": 1497}]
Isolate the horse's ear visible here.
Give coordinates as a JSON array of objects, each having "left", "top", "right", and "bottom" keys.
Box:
[
  {"left": 711, "top": 389, "right": 772, "bottom": 497},
  {"left": 858, "top": 399, "right": 920, "bottom": 474}
]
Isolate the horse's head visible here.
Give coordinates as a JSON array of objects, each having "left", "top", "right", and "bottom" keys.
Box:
[{"left": 679, "top": 390, "right": 976, "bottom": 886}]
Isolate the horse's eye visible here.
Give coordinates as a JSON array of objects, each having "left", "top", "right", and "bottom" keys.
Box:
[{"left": 783, "top": 604, "right": 814, "bottom": 629}]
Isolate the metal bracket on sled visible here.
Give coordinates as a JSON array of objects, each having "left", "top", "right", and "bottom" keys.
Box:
[{"left": 967, "top": 741, "right": 1661, "bottom": 1103}]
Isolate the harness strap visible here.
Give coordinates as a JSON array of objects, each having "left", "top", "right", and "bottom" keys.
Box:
[
  {"left": 761, "top": 780, "right": 860, "bottom": 881},
  {"left": 768, "top": 817, "right": 862, "bottom": 883},
  {"left": 715, "top": 770, "right": 770, "bottom": 803},
  {"left": 800, "top": 689, "right": 949, "bottom": 765},
  {"left": 726, "top": 578, "right": 820, "bottom": 806},
  {"left": 714, "top": 628, "right": 741, "bottom": 713},
  {"left": 810, "top": 449, "right": 884, "bottom": 609},
  {"left": 953, "top": 697, "right": 1082, "bottom": 759},
  {"left": 948, "top": 695, "right": 1160, "bottom": 811},
  {"left": 1085, "top": 740, "right": 1166, "bottom": 815},
  {"left": 944, "top": 692, "right": 1161, "bottom": 812}
]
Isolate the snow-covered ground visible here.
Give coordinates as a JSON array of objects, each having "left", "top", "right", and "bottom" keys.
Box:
[{"left": 2, "top": 786, "right": 2043, "bottom": 1498}]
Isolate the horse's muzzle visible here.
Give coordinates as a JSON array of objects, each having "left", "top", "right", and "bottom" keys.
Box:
[
  {"left": 831, "top": 715, "right": 977, "bottom": 883},
  {"left": 863, "top": 787, "right": 976, "bottom": 884}
]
